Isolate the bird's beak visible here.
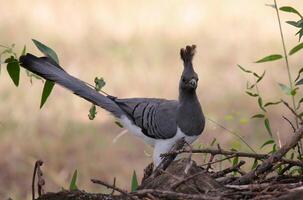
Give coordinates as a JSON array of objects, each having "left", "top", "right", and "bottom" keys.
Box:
[{"left": 188, "top": 79, "right": 197, "bottom": 89}]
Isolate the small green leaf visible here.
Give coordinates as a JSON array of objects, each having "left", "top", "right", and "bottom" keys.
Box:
[
  {"left": 5, "top": 56, "right": 20, "bottom": 87},
  {"left": 40, "top": 80, "right": 55, "bottom": 108},
  {"left": 251, "top": 159, "right": 258, "bottom": 170},
  {"left": 296, "top": 28, "right": 303, "bottom": 42},
  {"left": 256, "top": 71, "right": 266, "bottom": 83},
  {"left": 255, "top": 54, "right": 283, "bottom": 63},
  {"left": 295, "top": 67, "right": 303, "bottom": 82},
  {"left": 264, "top": 100, "right": 282, "bottom": 107},
  {"left": 279, "top": 6, "right": 303, "bottom": 18},
  {"left": 278, "top": 83, "right": 292, "bottom": 95},
  {"left": 261, "top": 139, "right": 275, "bottom": 149},
  {"left": 88, "top": 104, "right": 97, "bottom": 120},
  {"left": 264, "top": 118, "right": 273, "bottom": 138},
  {"left": 131, "top": 170, "right": 138, "bottom": 192},
  {"left": 296, "top": 78, "right": 303, "bottom": 85},
  {"left": 269, "top": 144, "right": 277, "bottom": 154},
  {"left": 237, "top": 64, "right": 252, "bottom": 73},
  {"left": 94, "top": 77, "right": 106, "bottom": 91},
  {"left": 115, "top": 121, "right": 124, "bottom": 128},
  {"left": 286, "top": 21, "right": 301, "bottom": 28},
  {"left": 21, "top": 45, "right": 26, "bottom": 56},
  {"left": 291, "top": 87, "right": 299, "bottom": 96},
  {"left": 258, "top": 97, "right": 266, "bottom": 112},
  {"left": 251, "top": 114, "right": 265, "bottom": 119},
  {"left": 289, "top": 43, "right": 303, "bottom": 55},
  {"left": 246, "top": 91, "right": 258, "bottom": 97},
  {"left": 253, "top": 72, "right": 260, "bottom": 78},
  {"left": 32, "top": 39, "right": 59, "bottom": 64},
  {"left": 69, "top": 170, "right": 78, "bottom": 191},
  {"left": 232, "top": 156, "right": 239, "bottom": 167}
]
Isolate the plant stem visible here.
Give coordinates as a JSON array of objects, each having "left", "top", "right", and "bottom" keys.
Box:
[{"left": 274, "top": 0, "right": 302, "bottom": 154}]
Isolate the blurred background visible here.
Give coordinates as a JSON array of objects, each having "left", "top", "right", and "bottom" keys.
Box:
[{"left": 0, "top": 0, "right": 302, "bottom": 199}]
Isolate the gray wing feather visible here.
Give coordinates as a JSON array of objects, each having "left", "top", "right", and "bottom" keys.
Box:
[
  {"left": 115, "top": 98, "right": 178, "bottom": 139},
  {"left": 19, "top": 53, "right": 125, "bottom": 118}
]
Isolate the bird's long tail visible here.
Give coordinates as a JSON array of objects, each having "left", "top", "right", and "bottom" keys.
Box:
[{"left": 19, "top": 53, "right": 124, "bottom": 117}]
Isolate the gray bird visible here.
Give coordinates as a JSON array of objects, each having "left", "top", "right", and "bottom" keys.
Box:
[{"left": 19, "top": 45, "right": 205, "bottom": 166}]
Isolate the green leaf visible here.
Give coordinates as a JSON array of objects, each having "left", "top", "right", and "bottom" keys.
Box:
[
  {"left": 94, "top": 77, "right": 106, "bottom": 91},
  {"left": 232, "top": 156, "right": 239, "bottom": 167},
  {"left": 279, "top": 6, "right": 303, "bottom": 18},
  {"left": 295, "top": 67, "right": 303, "bottom": 82},
  {"left": 5, "top": 56, "right": 20, "bottom": 87},
  {"left": 256, "top": 71, "right": 266, "bottom": 83},
  {"left": 21, "top": 45, "right": 26, "bottom": 56},
  {"left": 115, "top": 121, "right": 124, "bottom": 128},
  {"left": 289, "top": 43, "right": 303, "bottom": 55},
  {"left": 246, "top": 91, "right": 258, "bottom": 97},
  {"left": 258, "top": 97, "right": 266, "bottom": 112},
  {"left": 255, "top": 54, "right": 283, "bottom": 63},
  {"left": 291, "top": 87, "right": 299, "bottom": 96},
  {"left": 296, "top": 78, "right": 303, "bottom": 85},
  {"left": 264, "top": 118, "right": 273, "bottom": 138},
  {"left": 69, "top": 170, "right": 78, "bottom": 191},
  {"left": 32, "top": 39, "right": 59, "bottom": 64},
  {"left": 40, "top": 80, "right": 55, "bottom": 108},
  {"left": 251, "top": 159, "right": 258, "bottom": 170},
  {"left": 264, "top": 100, "right": 282, "bottom": 107},
  {"left": 131, "top": 170, "right": 138, "bottom": 192},
  {"left": 88, "top": 104, "right": 97, "bottom": 120},
  {"left": 251, "top": 114, "right": 265, "bottom": 119},
  {"left": 261, "top": 139, "right": 275, "bottom": 149},
  {"left": 237, "top": 64, "right": 252, "bottom": 73},
  {"left": 269, "top": 144, "right": 277, "bottom": 154},
  {"left": 286, "top": 21, "right": 301, "bottom": 28},
  {"left": 296, "top": 28, "right": 303, "bottom": 42},
  {"left": 278, "top": 83, "right": 292, "bottom": 95}
]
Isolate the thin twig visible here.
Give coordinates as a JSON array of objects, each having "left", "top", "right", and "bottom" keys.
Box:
[
  {"left": 91, "top": 179, "right": 137, "bottom": 200},
  {"left": 282, "top": 116, "right": 296, "bottom": 133},
  {"left": 212, "top": 161, "right": 246, "bottom": 178},
  {"left": 282, "top": 100, "right": 303, "bottom": 122},
  {"left": 110, "top": 177, "right": 116, "bottom": 195},
  {"left": 162, "top": 147, "right": 303, "bottom": 168}
]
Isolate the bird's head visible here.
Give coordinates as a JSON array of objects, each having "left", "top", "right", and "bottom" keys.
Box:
[{"left": 179, "top": 45, "right": 199, "bottom": 92}]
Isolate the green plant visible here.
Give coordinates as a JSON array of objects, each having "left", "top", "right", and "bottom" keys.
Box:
[{"left": 237, "top": 1, "right": 303, "bottom": 165}]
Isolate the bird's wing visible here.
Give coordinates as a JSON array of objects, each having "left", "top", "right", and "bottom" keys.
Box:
[{"left": 114, "top": 98, "right": 178, "bottom": 139}]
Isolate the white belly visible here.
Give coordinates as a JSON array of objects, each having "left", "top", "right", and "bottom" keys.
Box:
[{"left": 119, "top": 115, "right": 200, "bottom": 166}]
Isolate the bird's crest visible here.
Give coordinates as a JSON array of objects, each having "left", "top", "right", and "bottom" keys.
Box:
[{"left": 180, "top": 45, "right": 196, "bottom": 64}]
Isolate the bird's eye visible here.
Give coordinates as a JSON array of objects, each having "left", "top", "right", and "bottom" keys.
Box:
[{"left": 181, "top": 77, "right": 186, "bottom": 82}]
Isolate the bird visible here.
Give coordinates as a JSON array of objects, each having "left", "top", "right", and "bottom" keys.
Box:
[{"left": 19, "top": 44, "right": 205, "bottom": 166}]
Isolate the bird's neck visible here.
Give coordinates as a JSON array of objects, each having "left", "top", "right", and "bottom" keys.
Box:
[{"left": 179, "top": 89, "right": 198, "bottom": 104}]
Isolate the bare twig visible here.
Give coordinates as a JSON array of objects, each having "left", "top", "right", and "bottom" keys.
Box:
[
  {"left": 110, "top": 177, "right": 116, "bottom": 195},
  {"left": 32, "top": 160, "right": 44, "bottom": 200},
  {"left": 162, "top": 147, "right": 303, "bottom": 168},
  {"left": 91, "top": 179, "right": 138, "bottom": 200},
  {"left": 132, "top": 189, "right": 220, "bottom": 200},
  {"left": 283, "top": 116, "right": 296, "bottom": 133},
  {"left": 281, "top": 100, "right": 303, "bottom": 122},
  {"left": 212, "top": 161, "right": 246, "bottom": 178}
]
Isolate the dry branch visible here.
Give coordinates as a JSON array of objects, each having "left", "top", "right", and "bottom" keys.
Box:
[{"left": 233, "top": 126, "right": 303, "bottom": 185}]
